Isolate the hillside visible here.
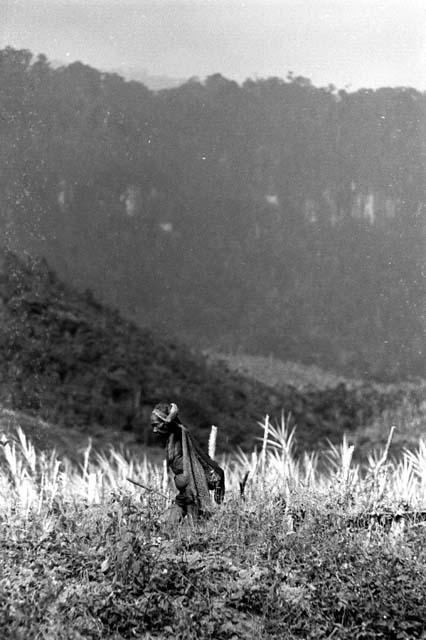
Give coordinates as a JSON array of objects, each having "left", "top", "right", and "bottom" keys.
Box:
[
  {"left": 0, "top": 250, "right": 425, "bottom": 456},
  {"left": 204, "top": 351, "right": 362, "bottom": 392},
  {"left": 205, "top": 350, "right": 426, "bottom": 456},
  {"left": 1, "top": 47, "right": 425, "bottom": 381}
]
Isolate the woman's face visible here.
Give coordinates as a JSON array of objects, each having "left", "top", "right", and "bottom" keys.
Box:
[
  {"left": 151, "top": 419, "right": 171, "bottom": 446},
  {"left": 151, "top": 416, "right": 167, "bottom": 434},
  {"left": 151, "top": 416, "right": 164, "bottom": 433}
]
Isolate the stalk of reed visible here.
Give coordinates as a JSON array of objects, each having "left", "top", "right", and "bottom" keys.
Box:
[{"left": 209, "top": 425, "right": 218, "bottom": 460}]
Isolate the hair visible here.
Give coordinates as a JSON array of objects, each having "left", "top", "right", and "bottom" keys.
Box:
[
  {"left": 152, "top": 402, "right": 172, "bottom": 419},
  {"left": 151, "top": 402, "right": 181, "bottom": 426},
  {"left": 151, "top": 402, "right": 181, "bottom": 434}
]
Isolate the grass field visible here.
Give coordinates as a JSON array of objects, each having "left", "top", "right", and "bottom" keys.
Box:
[{"left": 1, "top": 416, "right": 426, "bottom": 639}]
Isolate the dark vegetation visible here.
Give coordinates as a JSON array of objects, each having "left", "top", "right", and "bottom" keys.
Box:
[
  {"left": 2, "top": 493, "right": 426, "bottom": 639},
  {"left": 1, "top": 47, "right": 425, "bottom": 381},
  {"left": 0, "top": 250, "right": 424, "bottom": 453}
]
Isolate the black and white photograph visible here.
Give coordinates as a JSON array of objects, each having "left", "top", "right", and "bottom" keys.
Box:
[{"left": 1, "top": 0, "right": 425, "bottom": 637}]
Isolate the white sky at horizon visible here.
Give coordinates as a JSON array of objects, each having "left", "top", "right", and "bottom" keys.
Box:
[{"left": 2, "top": 0, "right": 426, "bottom": 90}]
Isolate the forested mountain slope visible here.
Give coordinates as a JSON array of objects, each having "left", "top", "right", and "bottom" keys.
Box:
[
  {"left": 1, "top": 47, "right": 425, "bottom": 380},
  {"left": 1, "top": 252, "right": 424, "bottom": 453}
]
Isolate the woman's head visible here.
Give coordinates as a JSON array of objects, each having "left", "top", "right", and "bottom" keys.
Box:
[{"left": 151, "top": 402, "right": 180, "bottom": 434}]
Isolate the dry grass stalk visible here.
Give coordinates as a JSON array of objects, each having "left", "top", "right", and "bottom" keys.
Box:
[
  {"left": 162, "top": 458, "right": 168, "bottom": 495},
  {"left": 1, "top": 420, "right": 426, "bottom": 519},
  {"left": 261, "top": 415, "right": 270, "bottom": 480},
  {"left": 208, "top": 425, "right": 218, "bottom": 460}
]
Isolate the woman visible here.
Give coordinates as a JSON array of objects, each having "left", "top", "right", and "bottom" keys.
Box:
[{"left": 151, "top": 402, "right": 225, "bottom": 520}]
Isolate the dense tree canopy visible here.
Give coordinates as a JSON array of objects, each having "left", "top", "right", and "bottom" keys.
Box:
[{"left": 1, "top": 47, "right": 425, "bottom": 379}]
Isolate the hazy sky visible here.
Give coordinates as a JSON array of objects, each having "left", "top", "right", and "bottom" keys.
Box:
[{"left": 2, "top": 0, "right": 426, "bottom": 90}]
